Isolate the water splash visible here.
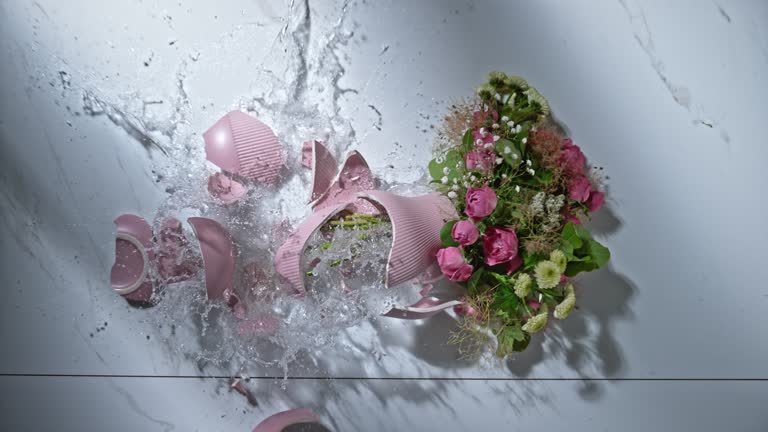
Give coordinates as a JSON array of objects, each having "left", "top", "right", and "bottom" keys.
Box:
[{"left": 56, "top": 0, "right": 425, "bottom": 377}]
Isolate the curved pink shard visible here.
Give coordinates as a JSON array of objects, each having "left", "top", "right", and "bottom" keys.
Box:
[
  {"left": 357, "top": 191, "right": 458, "bottom": 287},
  {"left": 312, "top": 151, "right": 379, "bottom": 215},
  {"left": 253, "top": 409, "right": 322, "bottom": 432},
  {"left": 111, "top": 214, "right": 155, "bottom": 304},
  {"left": 203, "top": 111, "right": 283, "bottom": 184},
  {"left": 383, "top": 297, "right": 463, "bottom": 320},
  {"left": 188, "top": 217, "right": 237, "bottom": 301},
  {"left": 274, "top": 203, "right": 352, "bottom": 294},
  {"left": 307, "top": 140, "right": 338, "bottom": 203},
  {"left": 207, "top": 172, "right": 246, "bottom": 205}
]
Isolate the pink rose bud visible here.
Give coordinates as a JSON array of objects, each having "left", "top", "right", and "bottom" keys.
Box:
[
  {"left": 464, "top": 183, "right": 498, "bottom": 221},
  {"left": 587, "top": 190, "right": 605, "bottom": 212},
  {"left": 560, "top": 274, "right": 568, "bottom": 284},
  {"left": 568, "top": 175, "right": 592, "bottom": 202},
  {"left": 482, "top": 226, "right": 520, "bottom": 267},
  {"left": 436, "top": 247, "right": 474, "bottom": 282},
  {"left": 453, "top": 303, "right": 477, "bottom": 317},
  {"left": 451, "top": 220, "right": 480, "bottom": 246}
]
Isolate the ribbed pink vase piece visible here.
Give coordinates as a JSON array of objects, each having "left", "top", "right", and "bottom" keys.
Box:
[
  {"left": 312, "top": 151, "right": 379, "bottom": 215},
  {"left": 358, "top": 191, "right": 458, "bottom": 287},
  {"left": 110, "top": 214, "right": 155, "bottom": 304},
  {"left": 274, "top": 202, "right": 352, "bottom": 294},
  {"left": 203, "top": 111, "right": 283, "bottom": 184},
  {"left": 252, "top": 409, "right": 322, "bottom": 432},
  {"left": 188, "top": 217, "right": 237, "bottom": 301}
]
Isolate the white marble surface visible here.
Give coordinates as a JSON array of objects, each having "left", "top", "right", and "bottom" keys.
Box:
[{"left": 1, "top": 0, "right": 767, "bottom": 430}]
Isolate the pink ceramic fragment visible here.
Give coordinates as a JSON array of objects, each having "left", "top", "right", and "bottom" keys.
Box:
[
  {"left": 357, "top": 191, "right": 458, "bottom": 287},
  {"left": 230, "top": 378, "right": 258, "bottom": 407},
  {"left": 307, "top": 140, "right": 338, "bottom": 203},
  {"left": 274, "top": 203, "right": 353, "bottom": 294},
  {"left": 383, "top": 297, "right": 463, "bottom": 320},
  {"left": 253, "top": 409, "right": 322, "bottom": 432},
  {"left": 203, "top": 111, "right": 284, "bottom": 184},
  {"left": 111, "top": 214, "right": 155, "bottom": 305},
  {"left": 156, "top": 218, "right": 200, "bottom": 283},
  {"left": 300, "top": 140, "right": 314, "bottom": 169},
  {"left": 207, "top": 172, "right": 247, "bottom": 204},
  {"left": 312, "top": 151, "right": 379, "bottom": 215},
  {"left": 187, "top": 217, "right": 237, "bottom": 301}
]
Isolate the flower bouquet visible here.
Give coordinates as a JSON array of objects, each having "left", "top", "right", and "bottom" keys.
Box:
[{"left": 431, "top": 72, "right": 610, "bottom": 356}]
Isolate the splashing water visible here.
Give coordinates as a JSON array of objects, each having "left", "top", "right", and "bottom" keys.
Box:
[{"left": 54, "top": 0, "right": 431, "bottom": 377}]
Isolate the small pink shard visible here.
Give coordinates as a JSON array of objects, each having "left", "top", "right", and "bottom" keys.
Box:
[
  {"left": 301, "top": 140, "right": 314, "bottom": 168},
  {"left": 156, "top": 218, "right": 200, "bottom": 283},
  {"left": 203, "top": 111, "right": 284, "bottom": 185},
  {"left": 230, "top": 378, "right": 258, "bottom": 407},
  {"left": 312, "top": 151, "right": 379, "bottom": 215},
  {"left": 308, "top": 141, "right": 338, "bottom": 203},
  {"left": 207, "top": 172, "right": 246, "bottom": 205},
  {"left": 111, "top": 214, "right": 155, "bottom": 305},
  {"left": 188, "top": 217, "right": 237, "bottom": 301},
  {"left": 253, "top": 409, "right": 322, "bottom": 432},
  {"left": 383, "top": 297, "right": 463, "bottom": 320},
  {"left": 357, "top": 191, "right": 458, "bottom": 287}
]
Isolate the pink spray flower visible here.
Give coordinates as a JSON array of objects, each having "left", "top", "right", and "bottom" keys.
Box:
[
  {"left": 436, "top": 247, "right": 474, "bottom": 282},
  {"left": 472, "top": 109, "right": 499, "bottom": 125},
  {"left": 451, "top": 220, "right": 480, "bottom": 246},
  {"left": 465, "top": 150, "right": 494, "bottom": 173},
  {"left": 587, "top": 190, "right": 605, "bottom": 212},
  {"left": 568, "top": 175, "right": 592, "bottom": 202},
  {"left": 559, "top": 138, "right": 586, "bottom": 176},
  {"left": 453, "top": 303, "right": 477, "bottom": 317},
  {"left": 482, "top": 227, "right": 519, "bottom": 267},
  {"left": 465, "top": 184, "right": 497, "bottom": 221},
  {"left": 472, "top": 129, "right": 496, "bottom": 150}
]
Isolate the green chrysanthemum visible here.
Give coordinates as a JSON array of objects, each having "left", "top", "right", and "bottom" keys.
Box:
[
  {"left": 549, "top": 250, "right": 568, "bottom": 273},
  {"left": 514, "top": 273, "right": 532, "bottom": 299},
  {"left": 522, "top": 304, "right": 548, "bottom": 334},
  {"left": 554, "top": 284, "right": 576, "bottom": 320},
  {"left": 534, "top": 260, "right": 561, "bottom": 289}
]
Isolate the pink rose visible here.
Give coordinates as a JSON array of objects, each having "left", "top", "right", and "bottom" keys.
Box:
[
  {"left": 587, "top": 190, "right": 605, "bottom": 212},
  {"left": 451, "top": 220, "right": 480, "bottom": 246},
  {"left": 559, "top": 138, "right": 586, "bottom": 175},
  {"left": 482, "top": 227, "right": 519, "bottom": 267},
  {"left": 568, "top": 175, "right": 592, "bottom": 202},
  {"left": 505, "top": 254, "right": 523, "bottom": 275},
  {"left": 465, "top": 150, "right": 494, "bottom": 173},
  {"left": 465, "top": 184, "right": 497, "bottom": 221},
  {"left": 436, "top": 247, "right": 474, "bottom": 282}
]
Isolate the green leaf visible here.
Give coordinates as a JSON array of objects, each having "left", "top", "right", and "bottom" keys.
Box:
[
  {"left": 536, "top": 170, "right": 553, "bottom": 185},
  {"left": 512, "top": 332, "right": 531, "bottom": 352},
  {"left": 495, "top": 325, "right": 527, "bottom": 357},
  {"left": 565, "top": 239, "right": 610, "bottom": 276},
  {"left": 495, "top": 138, "right": 521, "bottom": 167},
  {"left": 587, "top": 239, "right": 610, "bottom": 268},
  {"left": 440, "top": 220, "right": 459, "bottom": 247},
  {"left": 428, "top": 150, "right": 463, "bottom": 183},
  {"left": 560, "top": 222, "right": 584, "bottom": 250},
  {"left": 461, "top": 129, "right": 474, "bottom": 153},
  {"left": 467, "top": 267, "right": 485, "bottom": 295}
]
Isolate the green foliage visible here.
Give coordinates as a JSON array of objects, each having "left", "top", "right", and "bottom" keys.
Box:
[
  {"left": 560, "top": 222, "right": 611, "bottom": 276},
  {"left": 440, "top": 220, "right": 459, "bottom": 247},
  {"left": 494, "top": 138, "right": 521, "bottom": 167},
  {"left": 467, "top": 267, "right": 485, "bottom": 295},
  {"left": 496, "top": 325, "right": 527, "bottom": 357},
  {"left": 428, "top": 150, "right": 463, "bottom": 183}
]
